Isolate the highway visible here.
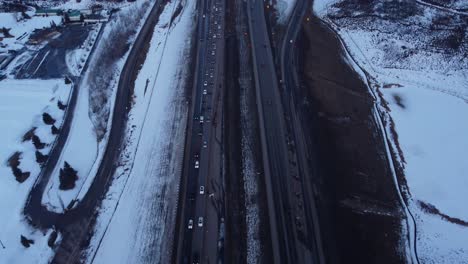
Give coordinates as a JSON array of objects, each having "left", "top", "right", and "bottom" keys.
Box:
[
  {"left": 246, "top": 0, "right": 295, "bottom": 263},
  {"left": 247, "top": 0, "right": 325, "bottom": 263},
  {"left": 174, "top": 0, "right": 226, "bottom": 263},
  {"left": 279, "top": 0, "right": 326, "bottom": 262}
]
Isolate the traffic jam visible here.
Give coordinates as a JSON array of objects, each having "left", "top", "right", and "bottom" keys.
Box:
[{"left": 188, "top": 0, "right": 223, "bottom": 234}]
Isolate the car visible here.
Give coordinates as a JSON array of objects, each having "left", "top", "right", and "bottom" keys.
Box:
[
  {"left": 200, "top": 186, "right": 205, "bottom": 194},
  {"left": 203, "top": 141, "right": 207, "bottom": 148},
  {"left": 203, "top": 80, "right": 208, "bottom": 86},
  {"left": 195, "top": 160, "right": 199, "bottom": 169},
  {"left": 198, "top": 217, "right": 204, "bottom": 227},
  {"left": 211, "top": 51, "right": 215, "bottom": 56},
  {"left": 200, "top": 116, "right": 204, "bottom": 123},
  {"left": 203, "top": 89, "right": 207, "bottom": 95},
  {"left": 202, "top": 14, "right": 206, "bottom": 18},
  {"left": 188, "top": 219, "right": 193, "bottom": 229}
]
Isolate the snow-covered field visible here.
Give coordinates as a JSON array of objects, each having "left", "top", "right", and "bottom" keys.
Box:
[
  {"left": 0, "top": 79, "right": 71, "bottom": 263},
  {"left": 83, "top": 0, "right": 193, "bottom": 262},
  {"left": 41, "top": 0, "right": 152, "bottom": 214},
  {"left": 0, "top": 12, "right": 62, "bottom": 52},
  {"left": 315, "top": 0, "right": 468, "bottom": 262}
]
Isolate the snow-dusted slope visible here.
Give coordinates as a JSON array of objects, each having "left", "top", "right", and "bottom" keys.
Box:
[
  {"left": 0, "top": 79, "right": 71, "bottom": 263},
  {"left": 315, "top": 0, "right": 468, "bottom": 262},
  {"left": 83, "top": 0, "right": 194, "bottom": 262}
]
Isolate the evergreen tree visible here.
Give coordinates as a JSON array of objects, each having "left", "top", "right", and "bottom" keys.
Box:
[{"left": 59, "top": 161, "right": 78, "bottom": 190}]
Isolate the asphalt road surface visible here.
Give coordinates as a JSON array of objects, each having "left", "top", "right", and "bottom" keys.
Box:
[
  {"left": 247, "top": 0, "right": 324, "bottom": 263},
  {"left": 16, "top": 24, "right": 93, "bottom": 79},
  {"left": 175, "top": 0, "right": 226, "bottom": 263},
  {"left": 279, "top": 0, "right": 326, "bottom": 262}
]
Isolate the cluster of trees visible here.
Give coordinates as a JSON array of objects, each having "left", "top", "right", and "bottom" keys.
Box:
[{"left": 87, "top": 1, "right": 150, "bottom": 141}]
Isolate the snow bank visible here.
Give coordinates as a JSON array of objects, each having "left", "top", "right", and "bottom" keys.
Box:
[
  {"left": 84, "top": 0, "right": 194, "bottom": 262},
  {"left": 274, "top": 0, "right": 297, "bottom": 24},
  {"left": 312, "top": 0, "right": 340, "bottom": 15},
  {"left": 65, "top": 24, "right": 102, "bottom": 76},
  {"left": 0, "top": 79, "right": 71, "bottom": 263}
]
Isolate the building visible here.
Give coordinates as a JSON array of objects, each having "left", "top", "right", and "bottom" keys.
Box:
[
  {"left": 65, "top": 10, "right": 82, "bottom": 22},
  {"left": 35, "top": 9, "right": 62, "bottom": 16},
  {"left": 83, "top": 14, "right": 107, "bottom": 23}
]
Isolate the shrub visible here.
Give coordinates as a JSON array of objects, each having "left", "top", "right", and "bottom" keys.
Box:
[
  {"left": 32, "top": 135, "right": 45, "bottom": 149},
  {"left": 35, "top": 150, "right": 48, "bottom": 165},
  {"left": 42, "top": 112, "right": 56, "bottom": 125},
  {"left": 51, "top": 125, "right": 59, "bottom": 135},
  {"left": 59, "top": 161, "right": 78, "bottom": 190}
]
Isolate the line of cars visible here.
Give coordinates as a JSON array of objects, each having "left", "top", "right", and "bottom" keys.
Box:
[{"left": 187, "top": 0, "right": 223, "bottom": 234}]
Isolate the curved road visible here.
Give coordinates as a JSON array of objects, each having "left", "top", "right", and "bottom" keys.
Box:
[{"left": 21, "top": 1, "right": 166, "bottom": 261}]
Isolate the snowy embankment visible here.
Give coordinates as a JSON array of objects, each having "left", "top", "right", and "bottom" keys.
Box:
[
  {"left": 0, "top": 79, "right": 71, "bottom": 263},
  {"left": 272, "top": 0, "right": 297, "bottom": 24},
  {"left": 84, "top": 0, "right": 194, "bottom": 263},
  {"left": 65, "top": 23, "right": 102, "bottom": 76},
  {"left": 315, "top": 1, "right": 468, "bottom": 263},
  {"left": 41, "top": 0, "right": 153, "bottom": 213},
  {"left": 0, "top": 12, "right": 62, "bottom": 53}
]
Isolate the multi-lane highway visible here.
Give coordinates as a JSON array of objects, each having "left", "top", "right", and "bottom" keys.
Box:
[
  {"left": 175, "top": 0, "right": 225, "bottom": 263},
  {"left": 247, "top": 0, "right": 325, "bottom": 263},
  {"left": 279, "top": 0, "right": 326, "bottom": 263},
  {"left": 246, "top": 0, "right": 295, "bottom": 262}
]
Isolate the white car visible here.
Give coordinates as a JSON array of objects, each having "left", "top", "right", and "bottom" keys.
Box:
[
  {"left": 200, "top": 116, "right": 204, "bottom": 123},
  {"left": 203, "top": 80, "right": 208, "bottom": 86},
  {"left": 200, "top": 186, "right": 205, "bottom": 194},
  {"left": 203, "top": 89, "right": 207, "bottom": 95},
  {"left": 188, "top": 219, "right": 193, "bottom": 229},
  {"left": 203, "top": 141, "right": 207, "bottom": 148},
  {"left": 198, "top": 217, "right": 204, "bottom": 227},
  {"left": 195, "top": 160, "right": 199, "bottom": 169}
]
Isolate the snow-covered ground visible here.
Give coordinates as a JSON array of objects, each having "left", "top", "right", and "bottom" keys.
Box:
[
  {"left": 83, "top": 0, "right": 193, "bottom": 262},
  {"left": 0, "top": 79, "right": 71, "bottom": 263},
  {"left": 315, "top": 0, "right": 468, "bottom": 262},
  {"left": 41, "top": 0, "right": 153, "bottom": 213},
  {"left": 0, "top": 12, "right": 62, "bottom": 52},
  {"left": 26, "top": 0, "right": 133, "bottom": 10},
  {"left": 272, "top": 0, "right": 297, "bottom": 24},
  {"left": 65, "top": 24, "right": 101, "bottom": 76}
]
